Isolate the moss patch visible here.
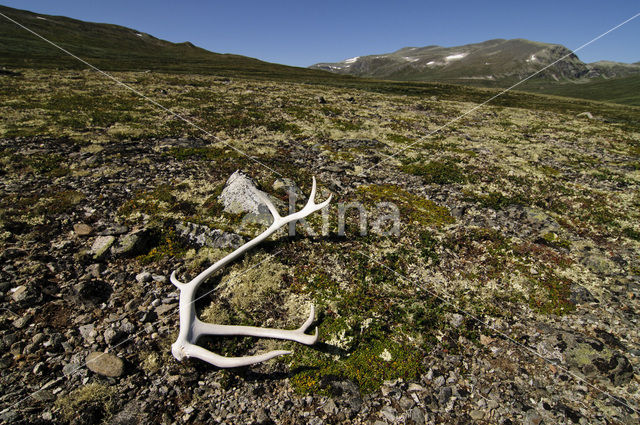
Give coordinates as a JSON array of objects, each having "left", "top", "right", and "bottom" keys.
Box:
[
  {"left": 55, "top": 383, "right": 117, "bottom": 423},
  {"left": 358, "top": 184, "right": 454, "bottom": 229}
]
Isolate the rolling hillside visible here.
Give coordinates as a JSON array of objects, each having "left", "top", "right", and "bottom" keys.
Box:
[
  {"left": 0, "top": 5, "right": 335, "bottom": 81},
  {"left": 520, "top": 74, "right": 640, "bottom": 106}
]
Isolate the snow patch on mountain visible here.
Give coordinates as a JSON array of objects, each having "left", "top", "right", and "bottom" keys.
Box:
[{"left": 445, "top": 53, "right": 467, "bottom": 61}]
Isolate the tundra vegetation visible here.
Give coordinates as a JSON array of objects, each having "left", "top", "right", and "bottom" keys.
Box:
[{"left": 1, "top": 67, "right": 639, "bottom": 423}]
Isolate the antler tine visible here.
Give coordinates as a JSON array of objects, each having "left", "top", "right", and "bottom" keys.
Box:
[
  {"left": 306, "top": 176, "right": 317, "bottom": 208},
  {"left": 178, "top": 343, "right": 291, "bottom": 368},
  {"left": 300, "top": 177, "right": 332, "bottom": 216},
  {"left": 170, "top": 270, "right": 184, "bottom": 288}
]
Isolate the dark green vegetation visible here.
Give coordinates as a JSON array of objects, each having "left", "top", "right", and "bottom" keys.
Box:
[
  {"left": 0, "top": 5, "right": 341, "bottom": 82},
  {"left": 519, "top": 75, "right": 640, "bottom": 106}
]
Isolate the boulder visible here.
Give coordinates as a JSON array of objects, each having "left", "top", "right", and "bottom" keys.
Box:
[
  {"left": 86, "top": 352, "right": 124, "bottom": 377},
  {"left": 218, "top": 170, "right": 272, "bottom": 215},
  {"left": 91, "top": 236, "right": 115, "bottom": 260}
]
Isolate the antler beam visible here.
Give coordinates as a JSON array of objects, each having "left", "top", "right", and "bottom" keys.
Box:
[{"left": 170, "top": 177, "right": 331, "bottom": 367}]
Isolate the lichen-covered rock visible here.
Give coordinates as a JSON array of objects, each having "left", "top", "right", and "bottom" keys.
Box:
[
  {"left": 218, "top": 170, "right": 271, "bottom": 214},
  {"left": 537, "top": 327, "right": 634, "bottom": 386},
  {"left": 86, "top": 352, "right": 124, "bottom": 377},
  {"left": 175, "top": 221, "right": 244, "bottom": 249},
  {"left": 73, "top": 223, "right": 93, "bottom": 236},
  {"left": 91, "top": 235, "right": 115, "bottom": 260},
  {"left": 111, "top": 228, "right": 155, "bottom": 257}
]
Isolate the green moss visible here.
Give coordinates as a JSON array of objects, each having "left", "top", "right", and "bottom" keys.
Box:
[
  {"left": 527, "top": 271, "right": 575, "bottom": 315},
  {"left": 465, "top": 190, "right": 527, "bottom": 210},
  {"left": 41, "top": 190, "right": 85, "bottom": 215},
  {"left": 386, "top": 133, "right": 413, "bottom": 144},
  {"left": 418, "top": 230, "right": 440, "bottom": 265},
  {"left": 265, "top": 120, "right": 302, "bottom": 134},
  {"left": 10, "top": 152, "right": 69, "bottom": 177},
  {"left": 358, "top": 184, "right": 454, "bottom": 228},
  {"left": 291, "top": 339, "right": 423, "bottom": 393},
  {"left": 55, "top": 383, "right": 116, "bottom": 423},
  {"left": 163, "top": 146, "right": 241, "bottom": 163},
  {"left": 539, "top": 232, "right": 572, "bottom": 250},
  {"left": 401, "top": 159, "right": 467, "bottom": 184},
  {"left": 118, "top": 184, "right": 180, "bottom": 220},
  {"left": 332, "top": 118, "right": 363, "bottom": 131},
  {"left": 289, "top": 251, "right": 443, "bottom": 394},
  {"left": 622, "top": 226, "right": 640, "bottom": 241},
  {"left": 320, "top": 105, "right": 342, "bottom": 116},
  {"left": 137, "top": 228, "right": 186, "bottom": 264}
]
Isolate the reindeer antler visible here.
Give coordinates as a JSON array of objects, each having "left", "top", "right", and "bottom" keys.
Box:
[{"left": 170, "top": 177, "right": 331, "bottom": 367}]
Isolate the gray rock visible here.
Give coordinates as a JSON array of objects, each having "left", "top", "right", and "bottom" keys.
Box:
[
  {"left": 111, "top": 400, "right": 147, "bottom": 425},
  {"left": 175, "top": 221, "right": 244, "bottom": 249},
  {"left": 119, "top": 319, "right": 135, "bottom": 334},
  {"left": 218, "top": 170, "right": 272, "bottom": 215},
  {"left": 86, "top": 351, "right": 124, "bottom": 377},
  {"left": 581, "top": 253, "right": 619, "bottom": 276},
  {"left": 524, "top": 410, "right": 544, "bottom": 425},
  {"left": 135, "top": 271, "right": 152, "bottom": 283},
  {"left": 469, "top": 410, "right": 484, "bottom": 420},
  {"left": 254, "top": 408, "right": 271, "bottom": 425},
  {"left": 537, "top": 328, "right": 634, "bottom": 386},
  {"left": 104, "top": 328, "right": 125, "bottom": 346},
  {"left": 86, "top": 263, "right": 104, "bottom": 279},
  {"left": 91, "top": 235, "right": 115, "bottom": 260},
  {"left": 408, "top": 383, "right": 426, "bottom": 392},
  {"left": 10, "top": 285, "right": 28, "bottom": 302},
  {"left": 155, "top": 303, "right": 177, "bottom": 316},
  {"left": 323, "top": 399, "right": 337, "bottom": 415},
  {"left": 12, "top": 314, "right": 31, "bottom": 329},
  {"left": 437, "top": 386, "right": 453, "bottom": 405},
  {"left": 410, "top": 407, "right": 425, "bottom": 424},
  {"left": 151, "top": 274, "right": 167, "bottom": 284},
  {"left": 0, "top": 410, "right": 18, "bottom": 423},
  {"left": 79, "top": 324, "right": 95, "bottom": 342},
  {"left": 380, "top": 405, "right": 397, "bottom": 422},
  {"left": 74, "top": 223, "right": 93, "bottom": 236},
  {"left": 449, "top": 313, "right": 464, "bottom": 328},
  {"left": 399, "top": 395, "right": 415, "bottom": 411},
  {"left": 569, "top": 284, "right": 596, "bottom": 305},
  {"left": 577, "top": 111, "right": 594, "bottom": 119},
  {"left": 111, "top": 229, "right": 155, "bottom": 257}
]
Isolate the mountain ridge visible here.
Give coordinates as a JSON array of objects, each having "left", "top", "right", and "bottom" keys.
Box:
[{"left": 310, "top": 38, "right": 640, "bottom": 83}]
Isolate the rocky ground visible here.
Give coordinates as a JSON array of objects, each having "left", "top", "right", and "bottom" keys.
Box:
[{"left": 0, "top": 69, "right": 639, "bottom": 424}]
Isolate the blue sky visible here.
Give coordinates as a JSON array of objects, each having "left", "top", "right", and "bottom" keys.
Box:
[{"left": 2, "top": 1, "right": 639, "bottom": 67}]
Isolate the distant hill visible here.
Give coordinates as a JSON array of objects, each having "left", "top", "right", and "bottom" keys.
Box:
[
  {"left": 310, "top": 39, "right": 640, "bottom": 105},
  {"left": 0, "top": 5, "right": 335, "bottom": 81},
  {"left": 520, "top": 74, "right": 640, "bottom": 106}
]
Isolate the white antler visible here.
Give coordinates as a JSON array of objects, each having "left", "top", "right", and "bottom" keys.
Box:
[{"left": 170, "top": 177, "right": 331, "bottom": 367}]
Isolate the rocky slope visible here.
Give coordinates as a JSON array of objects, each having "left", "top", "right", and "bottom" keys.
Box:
[{"left": 0, "top": 69, "right": 639, "bottom": 424}]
